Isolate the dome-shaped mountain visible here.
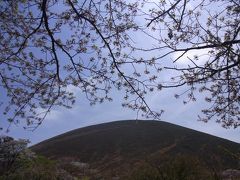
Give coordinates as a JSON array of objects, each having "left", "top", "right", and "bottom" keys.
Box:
[{"left": 32, "top": 120, "right": 239, "bottom": 179}]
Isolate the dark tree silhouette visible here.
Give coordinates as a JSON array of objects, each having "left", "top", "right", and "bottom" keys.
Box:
[
  {"left": 0, "top": 0, "right": 239, "bottom": 130},
  {"left": 0, "top": 136, "right": 29, "bottom": 174}
]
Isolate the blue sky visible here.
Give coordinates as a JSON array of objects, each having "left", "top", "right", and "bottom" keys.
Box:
[
  {"left": 2, "top": 84, "right": 239, "bottom": 145},
  {"left": 0, "top": 0, "right": 239, "bottom": 145}
]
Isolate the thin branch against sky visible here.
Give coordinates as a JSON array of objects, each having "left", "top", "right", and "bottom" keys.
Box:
[{"left": 0, "top": 0, "right": 239, "bottom": 142}]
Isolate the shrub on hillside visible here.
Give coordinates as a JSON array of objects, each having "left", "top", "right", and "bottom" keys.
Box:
[
  {"left": 0, "top": 136, "right": 74, "bottom": 180},
  {"left": 129, "top": 155, "right": 218, "bottom": 180}
]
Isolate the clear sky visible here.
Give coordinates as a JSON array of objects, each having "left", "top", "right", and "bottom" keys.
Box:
[{"left": 0, "top": 0, "right": 239, "bottom": 145}]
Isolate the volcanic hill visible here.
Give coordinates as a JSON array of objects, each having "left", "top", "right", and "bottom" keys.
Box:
[{"left": 32, "top": 120, "right": 240, "bottom": 179}]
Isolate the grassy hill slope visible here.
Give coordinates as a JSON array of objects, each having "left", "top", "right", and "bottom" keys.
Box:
[{"left": 32, "top": 120, "right": 240, "bottom": 178}]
